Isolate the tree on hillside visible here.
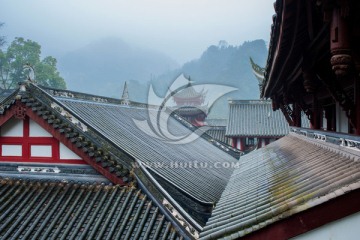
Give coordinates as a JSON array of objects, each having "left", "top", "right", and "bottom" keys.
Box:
[
  {"left": 0, "top": 23, "right": 5, "bottom": 47},
  {"left": 0, "top": 37, "right": 66, "bottom": 89}
]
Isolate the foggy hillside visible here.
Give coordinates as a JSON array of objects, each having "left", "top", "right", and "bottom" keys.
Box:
[
  {"left": 57, "top": 38, "right": 268, "bottom": 118},
  {"left": 57, "top": 37, "right": 179, "bottom": 99},
  {"left": 152, "top": 39, "right": 268, "bottom": 118}
]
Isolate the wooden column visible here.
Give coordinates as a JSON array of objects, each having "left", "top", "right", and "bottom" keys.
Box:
[
  {"left": 312, "top": 94, "right": 321, "bottom": 130},
  {"left": 325, "top": 105, "right": 336, "bottom": 132},
  {"left": 356, "top": 76, "right": 360, "bottom": 135},
  {"left": 239, "top": 138, "right": 245, "bottom": 151},
  {"left": 330, "top": 5, "right": 351, "bottom": 77},
  {"left": 293, "top": 103, "right": 302, "bottom": 127},
  {"left": 232, "top": 138, "right": 237, "bottom": 148},
  {"left": 303, "top": 67, "right": 320, "bottom": 129}
]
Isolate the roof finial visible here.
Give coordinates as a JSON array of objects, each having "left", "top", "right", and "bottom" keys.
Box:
[
  {"left": 23, "top": 63, "right": 35, "bottom": 82},
  {"left": 185, "top": 74, "right": 193, "bottom": 86},
  {"left": 121, "top": 81, "right": 130, "bottom": 105},
  {"left": 249, "top": 57, "right": 265, "bottom": 97}
]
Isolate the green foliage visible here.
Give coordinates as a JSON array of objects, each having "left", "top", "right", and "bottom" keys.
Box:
[
  {"left": 36, "top": 56, "right": 66, "bottom": 89},
  {"left": 0, "top": 22, "right": 5, "bottom": 47},
  {"left": 0, "top": 37, "right": 66, "bottom": 89}
]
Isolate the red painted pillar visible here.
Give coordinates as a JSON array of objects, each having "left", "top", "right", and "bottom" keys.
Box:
[
  {"left": 239, "top": 138, "right": 245, "bottom": 151},
  {"left": 232, "top": 138, "right": 237, "bottom": 148},
  {"left": 330, "top": 6, "right": 351, "bottom": 77},
  {"left": 23, "top": 117, "right": 30, "bottom": 159}
]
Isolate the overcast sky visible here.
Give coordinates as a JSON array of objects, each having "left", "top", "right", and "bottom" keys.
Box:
[{"left": 1, "top": 0, "right": 274, "bottom": 64}]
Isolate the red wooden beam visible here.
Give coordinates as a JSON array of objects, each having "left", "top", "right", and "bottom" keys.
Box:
[
  {"left": 0, "top": 104, "right": 18, "bottom": 126},
  {"left": 0, "top": 101, "right": 126, "bottom": 185},
  {"left": 1, "top": 112, "right": 86, "bottom": 164},
  {"left": 26, "top": 107, "right": 126, "bottom": 185}
]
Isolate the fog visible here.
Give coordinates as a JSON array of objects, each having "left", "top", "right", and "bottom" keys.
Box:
[{"left": 0, "top": 0, "right": 274, "bottom": 64}]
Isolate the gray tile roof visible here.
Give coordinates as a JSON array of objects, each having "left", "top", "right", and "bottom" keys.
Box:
[
  {"left": 170, "top": 106, "right": 208, "bottom": 115},
  {"left": 205, "top": 126, "right": 231, "bottom": 145},
  {"left": 206, "top": 119, "right": 228, "bottom": 127},
  {"left": 173, "top": 84, "right": 204, "bottom": 100},
  {"left": 0, "top": 179, "right": 182, "bottom": 240},
  {"left": 55, "top": 96, "right": 237, "bottom": 203},
  {"left": 205, "top": 119, "right": 231, "bottom": 145},
  {"left": 226, "top": 100, "right": 289, "bottom": 137},
  {"left": 0, "top": 89, "right": 16, "bottom": 105},
  {"left": 200, "top": 133, "right": 360, "bottom": 239}
]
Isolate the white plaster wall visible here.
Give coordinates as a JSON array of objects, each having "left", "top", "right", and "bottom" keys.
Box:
[
  {"left": 336, "top": 102, "right": 349, "bottom": 133},
  {"left": 31, "top": 145, "right": 52, "bottom": 157},
  {"left": 0, "top": 118, "right": 23, "bottom": 137},
  {"left": 59, "top": 143, "right": 82, "bottom": 160},
  {"left": 2, "top": 145, "right": 22, "bottom": 156},
  {"left": 292, "top": 211, "right": 360, "bottom": 240},
  {"left": 29, "top": 119, "right": 52, "bottom": 137},
  {"left": 322, "top": 110, "right": 327, "bottom": 130}
]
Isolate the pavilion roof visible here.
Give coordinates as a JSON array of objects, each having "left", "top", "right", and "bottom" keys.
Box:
[{"left": 173, "top": 84, "right": 204, "bottom": 100}]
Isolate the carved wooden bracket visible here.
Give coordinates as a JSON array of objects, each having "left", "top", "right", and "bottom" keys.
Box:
[
  {"left": 330, "top": 6, "right": 352, "bottom": 77},
  {"left": 14, "top": 101, "right": 27, "bottom": 119},
  {"left": 325, "top": 81, "right": 356, "bottom": 130},
  {"left": 330, "top": 52, "right": 352, "bottom": 76},
  {"left": 279, "top": 103, "right": 295, "bottom": 126},
  {"left": 297, "top": 100, "right": 313, "bottom": 122}
]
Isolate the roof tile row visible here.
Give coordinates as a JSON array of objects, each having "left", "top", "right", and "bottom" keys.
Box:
[
  {"left": 0, "top": 179, "right": 182, "bottom": 240},
  {"left": 200, "top": 133, "right": 360, "bottom": 239},
  {"left": 56, "top": 96, "right": 237, "bottom": 202}
]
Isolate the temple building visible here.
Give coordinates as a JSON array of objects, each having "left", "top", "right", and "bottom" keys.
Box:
[
  {"left": 0, "top": 81, "right": 238, "bottom": 239},
  {"left": 200, "top": 0, "right": 360, "bottom": 239},
  {"left": 204, "top": 118, "right": 232, "bottom": 146},
  {"left": 171, "top": 74, "right": 208, "bottom": 127},
  {"left": 1, "top": 1, "right": 360, "bottom": 239},
  {"left": 262, "top": 0, "right": 360, "bottom": 134},
  {"left": 226, "top": 100, "right": 290, "bottom": 152},
  {"left": 223, "top": 59, "right": 308, "bottom": 153}
]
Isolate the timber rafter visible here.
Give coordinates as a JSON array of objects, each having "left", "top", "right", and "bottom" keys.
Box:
[
  {"left": 296, "top": 99, "right": 313, "bottom": 122},
  {"left": 279, "top": 102, "right": 294, "bottom": 126},
  {"left": 317, "top": 73, "right": 356, "bottom": 128}
]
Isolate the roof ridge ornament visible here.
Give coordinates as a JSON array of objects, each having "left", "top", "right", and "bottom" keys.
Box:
[
  {"left": 249, "top": 57, "right": 265, "bottom": 97},
  {"left": 23, "top": 63, "right": 35, "bottom": 82},
  {"left": 16, "top": 64, "right": 35, "bottom": 98},
  {"left": 120, "top": 81, "right": 130, "bottom": 105}
]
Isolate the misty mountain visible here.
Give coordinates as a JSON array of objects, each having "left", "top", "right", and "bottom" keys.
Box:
[
  {"left": 152, "top": 39, "right": 268, "bottom": 118},
  {"left": 57, "top": 37, "right": 179, "bottom": 100},
  {"left": 57, "top": 38, "right": 268, "bottom": 119}
]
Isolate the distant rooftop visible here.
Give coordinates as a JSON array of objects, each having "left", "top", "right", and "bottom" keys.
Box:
[{"left": 226, "top": 99, "right": 290, "bottom": 137}]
